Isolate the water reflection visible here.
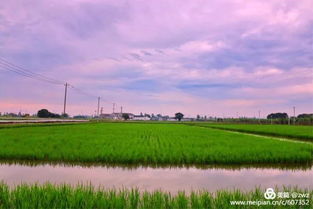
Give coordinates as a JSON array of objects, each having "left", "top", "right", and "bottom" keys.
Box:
[
  {"left": 0, "top": 160, "right": 311, "bottom": 170},
  {"left": 0, "top": 163, "right": 312, "bottom": 193}
]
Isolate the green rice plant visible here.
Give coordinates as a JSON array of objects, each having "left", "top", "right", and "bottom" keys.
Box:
[
  {"left": 0, "top": 123, "right": 312, "bottom": 165},
  {"left": 191, "top": 123, "right": 313, "bottom": 142},
  {"left": 0, "top": 183, "right": 311, "bottom": 209}
]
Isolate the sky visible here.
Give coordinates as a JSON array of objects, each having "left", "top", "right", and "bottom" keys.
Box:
[{"left": 0, "top": 0, "right": 312, "bottom": 117}]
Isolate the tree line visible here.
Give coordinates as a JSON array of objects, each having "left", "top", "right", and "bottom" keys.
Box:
[{"left": 37, "top": 109, "right": 68, "bottom": 118}]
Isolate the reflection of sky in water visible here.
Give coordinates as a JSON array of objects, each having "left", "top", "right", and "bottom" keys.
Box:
[{"left": 0, "top": 164, "right": 312, "bottom": 193}]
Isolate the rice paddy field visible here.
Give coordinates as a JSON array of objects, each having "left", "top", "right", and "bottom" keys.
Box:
[
  {"left": 191, "top": 123, "right": 313, "bottom": 142},
  {"left": 0, "top": 122, "right": 312, "bottom": 165},
  {"left": 0, "top": 183, "right": 311, "bottom": 209},
  {"left": 1, "top": 122, "right": 312, "bottom": 208}
]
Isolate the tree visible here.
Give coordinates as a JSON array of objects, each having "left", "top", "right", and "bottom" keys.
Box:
[
  {"left": 175, "top": 112, "right": 184, "bottom": 121},
  {"left": 37, "top": 109, "right": 61, "bottom": 118},
  {"left": 73, "top": 115, "right": 88, "bottom": 119},
  {"left": 37, "top": 109, "right": 50, "bottom": 118},
  {"left": 51, "top": 113, "right": 61, "bottom": 118},
  {"left": 297, "top": 113, "right": 313, "bottom": 119},
  {"left": 61, "top": 113, "right": 69, "bottom": 118},
  {"left": 122, "top": 113, "right": 130, "bottom": 120},
  {"left": 267, "top": 112, "right": 288, "bottom": 119}
]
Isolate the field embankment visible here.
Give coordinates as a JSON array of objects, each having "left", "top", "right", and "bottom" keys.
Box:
[
  {"left": 190, "top": 123, "right": 313, "bottom": 142},
  {"left": 0, "top": 123, "right": 312, "bottom": 165}
]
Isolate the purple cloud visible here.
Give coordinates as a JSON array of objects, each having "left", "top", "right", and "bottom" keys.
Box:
[{"left": 0, "top": 0, "right": 312, "bottom": 117}]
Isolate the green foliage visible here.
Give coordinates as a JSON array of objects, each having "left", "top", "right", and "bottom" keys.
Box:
[
  {"left": 175, "top": 113, "right": 184, "bottom": 121},
  {"left": 37, "top": 109, "right": 61, "bottom": 118},
  {"left": 122, "top": 113, "right": 130, "bottom": 120},
  {"left": 37, "top": 109, "right": 50, "bottom": 118},
  {"left": 0, "top": 184, "right": 311, "bottom": 209},
  {"left": 297, "top": 114, "right": 313, "bottom": 119},
  {"left": 267, "top": 113, "right": 288, "bottom": 119},
  {"left": 194, "top": 123, "right": 313, "bottom": 142},
  {"left": 61, "top": 113, "right": 69, "bottom": 118},
  {"left": 0, "top": 123, "right": 312, "bottom": 165}
]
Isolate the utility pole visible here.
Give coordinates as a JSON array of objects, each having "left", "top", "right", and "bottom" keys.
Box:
[
  {"left": 63, "top": 83, "right": 68, "bottom": 115},
  {"left": 113, "top": 103, "right": 115, "bottom": 113},
  {"left": 293, "top": 106, "right": 296, "bottom": 125},
  {"left": 97, "top": 97, "right": 100, "bottom": 117},
  {"left": 100, "top": 107, "right": 103, "bottom": 115},
  {"left": 258, "top": 110, "right": 261, "bottom": 124},
  {"left": 120, "top": 106, "right": 123, "bottom": 114}
]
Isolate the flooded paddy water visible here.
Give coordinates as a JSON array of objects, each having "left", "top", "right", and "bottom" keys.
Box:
[{"left": 0, "top": 163, "right": 312, "bottom": 193}]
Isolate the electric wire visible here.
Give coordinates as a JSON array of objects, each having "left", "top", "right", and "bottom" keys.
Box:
[
  {"left": 0, "top": 57, "right": 110, "bottom": 112},
  {"left": 0, "top": 57, "right": 64, "bottom": 85}
]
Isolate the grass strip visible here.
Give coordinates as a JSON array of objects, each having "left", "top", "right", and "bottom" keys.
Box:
[{"left": 0, "top": 183, "right": 311, "bottom": 209}]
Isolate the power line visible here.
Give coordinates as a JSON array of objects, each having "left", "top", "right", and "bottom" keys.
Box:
[
  {"left": 69, "top": 85, "right": 98, "bottom": 98},
  {"left": 0, "top": 63, "right": 63, "bottom": 85},
  {"left": 0, "top": 60, "right": 101, "bottom": 99},
  {"left": 0, "top": 57, "right": 64, "bottom": 85},
  {"left": 0, "top": 57, "right": 102, "bottom": 99},
  {"left": 0, "top": 57, "right": 64, "bottom": 84},
  {"left": 0, "top": 57, "right": 116, "bottom": 115},
  {"left": 0, "top": 64, "right": 44, "bottom": 81}
]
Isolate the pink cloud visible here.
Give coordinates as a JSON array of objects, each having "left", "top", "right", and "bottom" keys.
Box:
[{"left": 0, "top": 0, "right": 312, "bottom": 117}]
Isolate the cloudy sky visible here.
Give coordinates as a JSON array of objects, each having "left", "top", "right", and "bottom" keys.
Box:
[{"left": 0, "top": 0, "right": 312, "bottom": 117}]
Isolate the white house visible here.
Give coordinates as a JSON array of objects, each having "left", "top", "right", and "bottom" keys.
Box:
[
  {"left": 100, "top": 113, "right": 134, "bottom": 120},
  {"left": 132, "top": 115, "right": 150, "bottom": 121}
]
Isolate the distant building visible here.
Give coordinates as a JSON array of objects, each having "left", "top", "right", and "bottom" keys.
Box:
[
  {"left": 100, "top": 113, "right": 134, "bottom": 120},
  {"left": 121, "top": 113, "right": 134, "bottom": 120},
  {"left": 112, "top": 113, "right": 121, "bottom": 120},
  {"left": 151, "top": 114, "right": 169, "bottom": 121},
  {"left": 99, "top": 113, "right": 114, "bottom": 119},
  {"left": 99, "top": 112, "right": 193, "bottom": 121},
  {"left": 132, "top": 114, "right": 150, "bottom": 121},
  {"left": 168, "top": 117, "right": 177, "bottom": 121}
]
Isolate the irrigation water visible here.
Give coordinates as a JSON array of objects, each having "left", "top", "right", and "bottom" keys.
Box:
[{"left": 0, "top": 163, "right": 312, "bottom": 193}]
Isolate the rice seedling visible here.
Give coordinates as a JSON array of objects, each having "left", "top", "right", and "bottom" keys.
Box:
[
  {"left": 0, "top": 183, "right": 311, "bottom": 209},
  {"left": 0, "top": 123, "right": 312, "bottom": 165},
  {"left": 191, "top": 123, "right": 313, "bottom": 142}
]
